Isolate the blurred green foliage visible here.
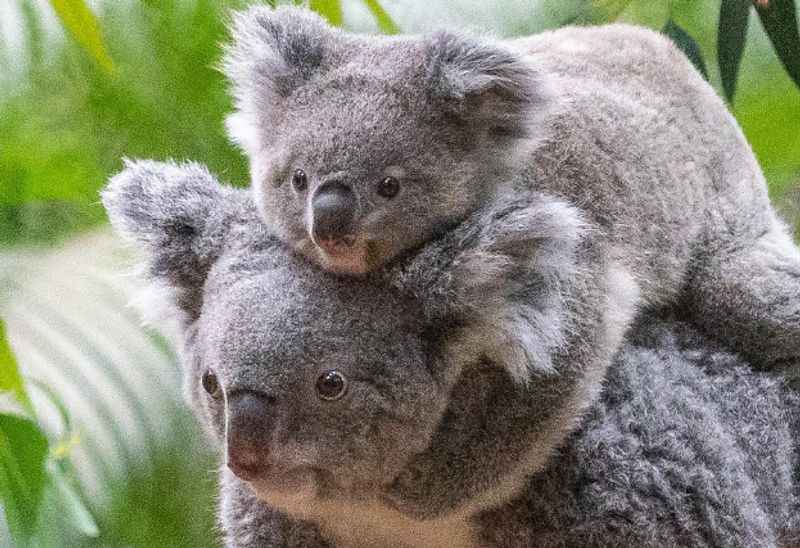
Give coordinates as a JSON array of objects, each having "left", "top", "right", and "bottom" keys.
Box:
[
  {"left": 1, "top": 0, "right": 250, "bottom": 248},
  {"left": 0, "top": 320, "right": 99, "bottom": 547},
  {"left": 47, "top": 0, "right": 115, "bottom": 74}
]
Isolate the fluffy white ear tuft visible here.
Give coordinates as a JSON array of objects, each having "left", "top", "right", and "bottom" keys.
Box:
[
  {"left": 225, "top": 111, "right": 262, "bottom": 158},
  {"left": 102, "top": 160, "right": 237, "bottom": 329},
  {"left": 221, "top": 6, "right": 338, "bottom": 153}
]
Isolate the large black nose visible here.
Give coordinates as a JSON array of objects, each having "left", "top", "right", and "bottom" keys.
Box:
[
  {"left": 226, "top": 391, "right": 274, "bottom": 480},
  {"left": 311, "top": 181, "right": 356, "bottom": 242}
]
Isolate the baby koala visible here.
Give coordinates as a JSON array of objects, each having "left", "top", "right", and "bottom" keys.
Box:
[
  {"left": 222, "top": 5, "right": 800, "bottom": 370},
  {"left": 102, "top": 162, "right": 799, "bottom": 548}
]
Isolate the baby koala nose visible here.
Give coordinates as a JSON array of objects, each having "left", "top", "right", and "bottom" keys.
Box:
[
  {"left": 311, "top": 181, "right": 356, "bottom": 245},
  {"left": 225, "top": 391, "right": 275, "bottom": 481}
]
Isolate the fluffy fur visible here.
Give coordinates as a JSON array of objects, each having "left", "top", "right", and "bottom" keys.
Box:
[
  {"left": 222, "top": 6, "right": 551, "bottom": 277},
  {"left": 103, "top": 163, "right": 800, "bottom": 547},
  {"left": 221, "top": 6, "right": 800, "bottom": 372}
]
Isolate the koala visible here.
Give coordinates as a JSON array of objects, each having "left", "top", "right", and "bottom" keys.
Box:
[
  {"left": 221, "top": 5, "right": 800, "bottom": 371},
  {"left": 103, "top": 161, "right": 799, "bottom": 548}
]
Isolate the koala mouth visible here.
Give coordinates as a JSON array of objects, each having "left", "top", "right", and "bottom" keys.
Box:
[
  {"left": 314, "top": 234, "right": 357, "bottom": 256},
  {"left": 313, "top": 236, "right": 376, "bottom": 275}
]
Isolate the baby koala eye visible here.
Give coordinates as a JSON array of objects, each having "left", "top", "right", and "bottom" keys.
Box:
[
  {"left": 292, "top": 169, "right": 308, "bottom": 192},
  {"left": 377, "top": 176, "right": 400, "bottom": 199},
  {"left": 316, "top": 370, "right": 348, "bottom": 401},
  {"left": 201, "top": 369, "right": 222, "bottom": 399}
]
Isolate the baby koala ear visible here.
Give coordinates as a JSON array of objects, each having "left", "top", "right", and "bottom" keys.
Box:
[
  {"left": 425, "top": 31, "right": 551, "bottom": 140},
  {"left": 102, "top": 160, "right": 236, "bottom": 329},
  {"left": 222, "top": 5, "right": 337, "bottom": 155}
]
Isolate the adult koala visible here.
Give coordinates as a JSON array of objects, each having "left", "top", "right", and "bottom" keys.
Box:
[
  {"left": 221, "top": 6, "right": 800, "bottom": 373},
  {"left": 103, "top": 162, "right": 800, "bottom": 548}
]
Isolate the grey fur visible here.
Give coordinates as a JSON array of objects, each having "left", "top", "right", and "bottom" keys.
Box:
[
  {"left": 102, "top": 163, "right": 800, "bottom": 547},
  {"left": 223, "top": 6, "right": 800, "bottom": 371},
  {"left": 103, "top": 159, "right": 241, "bottom": 327},
  {"left": 222, "top": 5, "right": 551, "bottom": 277}
]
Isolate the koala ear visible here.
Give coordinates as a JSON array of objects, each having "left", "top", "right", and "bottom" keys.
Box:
[
  {"left": 221, "top": 6, "right": 336, "bottom": 154},
  {"left": 102, "top": 160, "right": 236, "bottom": 329},
  {"left": 388, "top": 192, "right": 589, "bottom": 381},
  {"left": 425, "top": 31, "right": 550, "bottom": 139}
]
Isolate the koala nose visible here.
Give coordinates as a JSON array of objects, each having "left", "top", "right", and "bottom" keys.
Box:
[
  {"left": 225, "top": 391, "right": 275, "bottom": 480},
  {"left": 311, "top": 181, "right": 356, "bottom": 243}
]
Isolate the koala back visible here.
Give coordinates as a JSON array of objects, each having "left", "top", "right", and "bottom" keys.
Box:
[
  {"left": 480, "top": 316, "right": 800, "bottom": 547},
  {"left": 510, "top": 24, "right": 774, "bottom": 306}
]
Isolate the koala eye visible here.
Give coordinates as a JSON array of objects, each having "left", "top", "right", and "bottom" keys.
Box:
[
  {"left": 201, "top": 370, "right": 222, "bottom": 398},
  {"left": 315, "top": 370, "right": 348, "bottom": 401},
  {"left": 292, "top": 169, "right": 308, "bottom": 192},
  {"left": 377, "top": 176, "right": 400, "bottom": 199}
]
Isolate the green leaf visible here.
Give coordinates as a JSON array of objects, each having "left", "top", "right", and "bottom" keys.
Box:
[
  {"left": 755, "top": 0, "right": 800, "bottom": 90},
  {"left": 718, "top": 0, "right": 751, "bottom": 103},
  {"left": 362, "top": 0, "right": 400, "bottom": 34},
  {"left": 0, "top": 414, "right": 49, "bottom": 543},
  {"left": 584, "top": 0, "right": 635, "bottom": 23},
  {"left": 0, "top": 319, "right": 33, "bottom": 415},
  {"left": 617, "top": 0, "right": 670, "bottom": 29},
  {"left": 47, "top": 0, "right": 115, "bottom": 74},
  {"left": 310, "top": 0, "right": 343, "bottom": 27},
  {"left": 663, "top": 19, "right": 709, "bottom": 79},
  {"left": 48, "top": 461, "right": 99, "bottom": 538}
]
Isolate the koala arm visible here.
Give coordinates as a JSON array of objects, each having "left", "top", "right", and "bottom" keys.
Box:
[
  {"left": 386, "top": 191, "right": 639, "bottom": 380},
  {"left": 387, "top": 192, "right": 587, "bottom": 326},
  {"left": 383, "top": 192, "right": 640, "bottom": 518},
  {"left": 219, "top": 472, "right": 333, "bottom": 548}
]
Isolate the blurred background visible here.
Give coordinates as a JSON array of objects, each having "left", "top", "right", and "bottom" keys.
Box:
[{"left": 0, "top": 0, "right": 798, "bottom": 546}]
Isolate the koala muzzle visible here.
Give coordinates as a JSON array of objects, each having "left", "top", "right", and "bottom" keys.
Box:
[
  {"left": 311, "top": 181, "right": 357, "bottom": 246},
  {"left": 226, "top": 391, "right": 275, "bottom": 480}
]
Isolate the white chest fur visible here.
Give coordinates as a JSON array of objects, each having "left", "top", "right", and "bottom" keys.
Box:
[{"left": 261, "top": 490, "right": 477, "bottom": 548}]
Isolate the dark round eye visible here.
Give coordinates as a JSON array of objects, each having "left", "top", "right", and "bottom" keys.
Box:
[
  {"left": 377, "top": 176, "right": 400, "bottom": 199},
  {"left": 201, "top": 370, "right": 221, "bottom": 398},
  {"left": 292, "top": 169, "right": 308, "bottom": 192},
  {"left": 315, "top": 370, "right": 347, "bottom": 401}
]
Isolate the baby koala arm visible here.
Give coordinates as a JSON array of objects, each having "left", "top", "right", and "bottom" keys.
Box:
[
  {"left": 382, "top": 192, "right": 640, "bottom": 518},
  {"left": 386, "top": 191, "right": 638, "bottom": 380},
  {"left": 389, "top": 193, "right": 585, "bottom": 316}
]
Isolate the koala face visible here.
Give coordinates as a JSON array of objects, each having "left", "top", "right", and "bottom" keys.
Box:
[
  {"left": 223, "top": 6, "right": 549, "bottom": 274},
  {"left": 252, "top": 69, "right": 487, "bottom": 275},
  {"left": 190, "top": 250, "right": 447, "bottom": 500}
]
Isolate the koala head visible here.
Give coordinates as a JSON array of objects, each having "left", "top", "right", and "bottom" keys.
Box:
[
  {"left": 222, "top": 6, "right": 551, "bottom": 274},
  {"left": 103, "top": 160, "right": 588, "bottom": 521},
  {"left": 101, "top": 161, "right": 462, "bottom": 502}
]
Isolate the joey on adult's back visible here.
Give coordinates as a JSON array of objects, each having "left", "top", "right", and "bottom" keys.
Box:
[
  {"left": 222, "top": 7, "right": 546, "bottom": 274},
  {"left": 224, "top": 5, "right": 800, "bottom": 370}
]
